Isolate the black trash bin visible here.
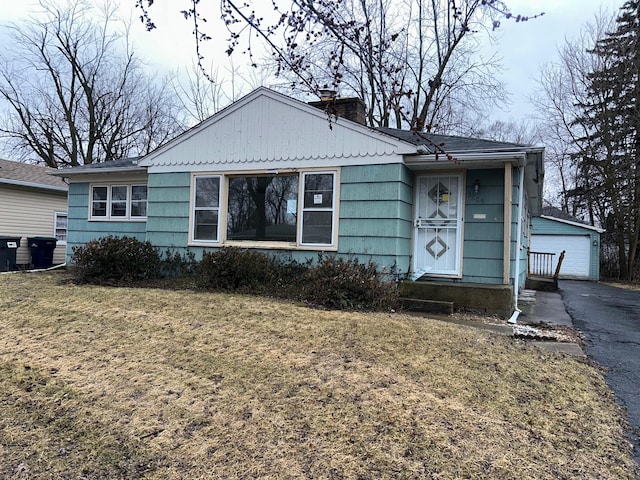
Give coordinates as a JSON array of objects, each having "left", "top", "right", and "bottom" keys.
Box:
[
  {"left": 27, "top": 237, "right": 57, "bottom": 269},
  {"left": 0, "top": 236, "right": 21, "bottom": 272}
]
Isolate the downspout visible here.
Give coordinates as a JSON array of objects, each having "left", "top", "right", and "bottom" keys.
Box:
[{"left": 508, "top": 164, "right": 526, "bottom": 324}]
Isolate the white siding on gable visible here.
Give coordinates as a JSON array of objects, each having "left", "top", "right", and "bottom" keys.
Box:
[
  {"left": 142, "top": 89, "right": 415, "bottom": 173},
  {"left": 0, "top": 185, "right": 67, "bottom": 266}
]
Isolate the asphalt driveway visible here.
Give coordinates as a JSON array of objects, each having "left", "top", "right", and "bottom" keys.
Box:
[{"left": 559, "top": 280, "right": 640, "bottom": 467}]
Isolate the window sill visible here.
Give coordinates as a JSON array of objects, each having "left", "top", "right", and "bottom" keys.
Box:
[
  {"left": 188, "top": 240, "right": 337, "bottom": 251},
  {"left": 89, "top": 218, "right": 147, "bottom": 222}
]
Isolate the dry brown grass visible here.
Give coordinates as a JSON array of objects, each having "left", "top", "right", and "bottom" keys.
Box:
[{"left": 0, "top": 272, "right": 637, "bottom": 479}]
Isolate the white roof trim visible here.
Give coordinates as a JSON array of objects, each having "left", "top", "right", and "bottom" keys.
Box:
[{"left": 540, "top": 215, "right": 605, "bottom": 233}]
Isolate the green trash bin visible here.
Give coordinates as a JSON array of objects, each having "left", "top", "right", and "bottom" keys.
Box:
[
  {"left": 0, "top": 236, "right": 21, "bottom": 272},
  {"left": 28, "top": 237, "right": 57, "bottom": 269}
]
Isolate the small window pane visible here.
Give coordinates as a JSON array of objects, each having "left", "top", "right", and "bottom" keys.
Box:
[
  {"left": 92, "top": 186, "right": 107, "bottom": 201},
  {"left": 195, "top": 210, "right": 218, "bottom": 240},
  {"left": 131, "top": 185, "right": 147, "bottom": 217},
  {"left": 196, "top": 177, "right": 220, "bottom": 207},
  {"left": 54, "top": 213, "right": 67, "bottom": 242},
  {"left": 302, "top": 211, "right": 333, "bottom": 244},
  {"left": 303, "top": 174, "right": 333, "bottom": 208},
  {"left": 92, "top": 202, "right": 107, "bottom": 217},
  {"left": 111, "top": 185, "right": 127, "bottom": 201},
  {"left": 131, "top": 202, "right": 147, "bottom": 217},
  {"left": 111, "top": 201, "right": 127, "bottom": 217},
  {"left": 132, "top": 185, "right": 147, "bottom": 201}
]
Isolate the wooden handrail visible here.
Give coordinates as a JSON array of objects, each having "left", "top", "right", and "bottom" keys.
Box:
[
  {"left": 554, "top": 250, "right": 566, "bottom": 280},
  {"left": 528, "top": 250, "right": 555, "bottom": 278},
  {"left": 527, "top": 249, "right": 566, "bottom": 280}
]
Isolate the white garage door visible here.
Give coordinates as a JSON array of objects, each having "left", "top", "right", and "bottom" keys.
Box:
[{"left": 530, "top": 235, "right": 591, "bottom": 279}]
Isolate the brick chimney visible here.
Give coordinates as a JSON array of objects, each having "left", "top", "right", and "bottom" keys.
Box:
[{"left": 308, "top": 92, "right": 367, "bottom": 126}]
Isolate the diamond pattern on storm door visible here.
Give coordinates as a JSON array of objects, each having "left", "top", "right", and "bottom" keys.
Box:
[
  {"left": 427, "top": 182, "right": 450, "bottom": 219},
  {"left": 425, "top": 235, "right": 448, "bottom": 259}
]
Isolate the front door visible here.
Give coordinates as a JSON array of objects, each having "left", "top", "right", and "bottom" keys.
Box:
[{"left": 413, "top": 174, "right": 463, "bottom": 277}]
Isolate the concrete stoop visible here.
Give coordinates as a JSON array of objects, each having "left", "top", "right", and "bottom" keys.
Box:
[
  {"left": 399, "top": 280, "right": 513, "bottom": 316},
  {"left": 400, "top": 297, "right": 454, "bottom": 315}
]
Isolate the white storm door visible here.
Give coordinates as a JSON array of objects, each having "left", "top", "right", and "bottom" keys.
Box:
[{"left": 413, "top": 174, "right": 463, "bottom": 277}]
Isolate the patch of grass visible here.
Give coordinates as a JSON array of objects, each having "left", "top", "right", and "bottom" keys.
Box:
[{"left": 0, "top": 272, "right": 637, "bottom": 479}]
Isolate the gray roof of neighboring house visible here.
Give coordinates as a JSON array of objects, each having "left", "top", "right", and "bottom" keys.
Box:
[
  {"left": 51, "top": 158, "right": 144, "bottom": 176},
  {"left": 0, "top": 158, "right": 68, "bottom": 191},
  {"left": 539, "top": 206, "right": 605, "bottom": 233},
  {"left": 374, "top": 127, "right": 528, "bottom": 153},
  {"left": 541, "top": 206, "right": 584, "bottom": 223}
]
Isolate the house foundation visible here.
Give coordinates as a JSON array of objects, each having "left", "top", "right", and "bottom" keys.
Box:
[{"left": 399, "top": 281, "right": 514, "bottom": 317}]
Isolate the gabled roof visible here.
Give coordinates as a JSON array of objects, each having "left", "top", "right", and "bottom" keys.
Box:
[
  {"left": 138, "top": 87, "right": 418, "bottom": 171},
  {"left": 375, "top": 127, "right": 528, "bottom": 153},
  {"left": 0, "top": 158, "right": 67, "bottom": 192}
]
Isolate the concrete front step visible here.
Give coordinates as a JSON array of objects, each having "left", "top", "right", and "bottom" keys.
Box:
[
  {"left": 400, "top": 297, "right": 454, "bottom": 315},
  {"left": 399, "top": 280, "right": 513, "bottom": 316}
]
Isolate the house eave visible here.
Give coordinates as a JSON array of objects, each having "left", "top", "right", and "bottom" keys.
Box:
[
  {"left": 50, "top": 166, "right": 147, "bottom": 177},
  {"left": 0, "top": 178, "right": 68, "bottom": 192},
  {"left": 540, "top": 215, "right": 605, "bottom": 233},
  {"left": 404, "top": 150, "right": 529, "bottom": 169}
]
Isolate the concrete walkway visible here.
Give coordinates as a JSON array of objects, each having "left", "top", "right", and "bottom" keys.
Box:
[
  {"left": 426, "top": 289, "right": 586, "bottom": 357},
  {"left": 518, "top": 290, "right": 586, "bottom": 357}
]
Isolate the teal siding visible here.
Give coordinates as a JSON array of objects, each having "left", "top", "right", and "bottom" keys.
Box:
[
  {"left": 338, "top": 163, "right": 413, "bottom": 274},
  {"left": 118, "top": 165, "right": 413, "bottom": 277},
  {"left": 66, "top": 182, "right": 147, "bottom": 263},
  {"left": 145, "top": 172, "right": 191, "bottom": 250},
  {"left": 460, "top": 168, "right": 506, "bottom": 284}
]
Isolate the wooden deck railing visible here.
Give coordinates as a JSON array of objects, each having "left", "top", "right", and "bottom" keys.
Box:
[{"left": 528, "top": 250, "right": 566, "bottom": 280}]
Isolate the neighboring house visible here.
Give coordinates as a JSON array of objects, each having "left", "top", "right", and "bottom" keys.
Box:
[
  {"left": 531, "top": 207, "right": 604, "bottom": 281},
  {"left": 54, "top": 87, "right": 544, "bottom": 315},
  {"left": 0, "top": 158, "right": 68, "bottom": 267}
]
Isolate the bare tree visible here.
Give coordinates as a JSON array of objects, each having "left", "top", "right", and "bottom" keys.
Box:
[
  {"left": 136, "top": 0, "right": 543, "bottom": 131},
  {"left": 530, "top": 9, "right": 614, "bottom": 220},
  {"left": 0, "top": 0, "right": 186, "bottom": 168},
  {"left": 169, "top": 57, "right": 272, "bottom": 124}
]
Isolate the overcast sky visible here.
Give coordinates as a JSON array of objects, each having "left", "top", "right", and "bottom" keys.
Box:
[{"left": 0, "top": 0, "right": 625, "bottom": 123}]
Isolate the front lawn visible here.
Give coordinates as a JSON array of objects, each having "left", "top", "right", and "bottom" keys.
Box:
[{"left": 0, "top": 272, "right": 636, "bottom": 479}]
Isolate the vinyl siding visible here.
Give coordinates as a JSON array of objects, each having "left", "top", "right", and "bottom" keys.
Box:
[{"left": 0, "top": 184, "right": 67, "bottom": 266}]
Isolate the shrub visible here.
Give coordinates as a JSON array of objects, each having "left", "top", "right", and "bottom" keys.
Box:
[
  {"left": 160, "top": 248, "right": 199, "bottom": 278},
  {"left": 301, "top": 256, "right": 399, "bottom": 311},
  {"left": 71, "top": 236, "right": 161, "bottom": 283},
  {"left": 197, "top": 247, "right": 278, "bottom": 292}
]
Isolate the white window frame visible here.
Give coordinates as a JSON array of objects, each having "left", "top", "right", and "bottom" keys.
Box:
[
  {"left": 191, "top": 175, "right": 222, "bottom": 243},
  {"left": 53, "top": 211, "right": 68, "bottom": 244},
  {"left": 299, "top": 171, "right": 337, "bottom": 247},
  {"left": 189, "top": 170, "right": 339, "bottom": 249},
  {"left": 89, "top": 184, "right": 147, "bottom": 221}
]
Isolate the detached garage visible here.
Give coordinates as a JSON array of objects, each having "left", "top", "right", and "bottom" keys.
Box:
[{"left": 531, "top": 215, "right": 604, "bottom": 281}]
